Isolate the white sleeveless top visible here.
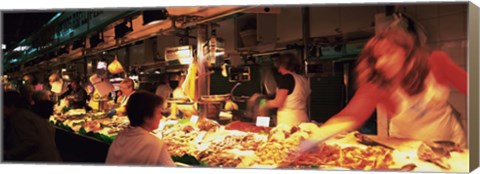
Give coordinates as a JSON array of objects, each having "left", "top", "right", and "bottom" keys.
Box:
[
  {"left": 376, "top": 73, "right": 467, "bottom": 147},
  {"left": 120, "top": 91, "right": 135, "bottom": 107},
  {"left": 277, "top": 72, "right": 311, "bottom": 126}
]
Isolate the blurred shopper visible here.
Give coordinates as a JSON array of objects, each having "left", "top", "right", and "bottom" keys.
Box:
[
  {"left": 106, "top": 91, "right": 175, "bottom": 166},
  {"left": 65, "top": 80, "right": 88, "bottom": 109},
  {"left": 3, "top": 90, "right": 61, "bottom": 162},
  {"left": 32, "top": 90, "right": 55, "bottom": 120},
  {"left": 18, "top": 83, "right": 35, "bottom": 107}
]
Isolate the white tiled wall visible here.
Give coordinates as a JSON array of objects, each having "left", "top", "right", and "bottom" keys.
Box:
[
  {"left": 217, "top": 19, "right": 236, "bottom": 54},
  {"left": 310, "top": 6, "right": 342, "bottom": 38},
  {"left": 307, "top": 3, "right": 469, "bottom": 123},
  {"left": 404, "top": 3, "right": 469, "bottom": 122},
  {"left": 277, "top": 7, "right": 303, "bottom": 43},
  {"left": 338, "top": 6, "right": 377, "bottom": 33}
]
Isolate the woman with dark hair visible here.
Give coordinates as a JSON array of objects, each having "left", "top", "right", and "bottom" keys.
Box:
[
  {"left": 299, "top": 15, "right": 468, "bottom": 152},
  {"left": 18, "top": 83, "right": 35, "bottom": 107},
  {"left": 106, "top": 91, "right": 175, "bottom": 166},
  {"left": 254, "top": 52, "right": 311, "bottom": 126}
]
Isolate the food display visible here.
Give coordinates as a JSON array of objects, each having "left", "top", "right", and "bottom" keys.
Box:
[
  {"left": 289, "top": 145, "right": 395, "bottom": 170},
  {"left": 224, "top": 121, "right": 271, "bottom": 133},
  {"left": 49, "top": 109, "right": 130, "bottom": 142},
  {"left": 50, "top": 112, "right": 468, "bottom": 172},
  {"left": 162, "top": 124, "right": 204, "bottom": 157}
]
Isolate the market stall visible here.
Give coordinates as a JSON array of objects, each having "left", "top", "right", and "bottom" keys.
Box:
[
  {"left": 3, "top": 3, "right": 473, "bottom": 172},
  {"left": 49, "top": 110, "right": 469, "bottom": 172}
]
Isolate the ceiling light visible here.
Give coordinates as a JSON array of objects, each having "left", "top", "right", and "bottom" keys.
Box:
[
  {"left": 115, "top": 20, "right": 133, "bottom": 39},
  {"left": 72, "top": 38, "right": 86, "bottom": 50},
  {"left": 9, "top": 58, "right": 19, "bottom": 63},
  {"left": 2, "top": 44, "right": 6, "bottom": 50},
  {"left": 142, "top": 9, "right": 169, "bottom": 26},
  {"left": 57, "top": 45, "right": 69, "bottom": 55},
  {"left": 13, "top": 46, "right": 30, "bottom": 52},
  {"left": 89, "top": 32, "right": 104, "bottom": 48}
]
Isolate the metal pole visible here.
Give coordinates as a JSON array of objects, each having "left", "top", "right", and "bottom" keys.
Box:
[
  {"left": 197, "top": 24, "right": 209, "bottom": 119},
  {"left": 302, "top": 7, "right": 312, "bottom": 120}
]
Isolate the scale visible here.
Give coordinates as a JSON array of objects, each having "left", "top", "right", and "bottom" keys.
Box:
[{"left": 228, "top": 66, "right": 251, "bottom": 82}]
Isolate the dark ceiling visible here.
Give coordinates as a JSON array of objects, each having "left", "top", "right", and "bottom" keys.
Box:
[{"left": 2, "top": 12, "right": 57, "bottom": 51}]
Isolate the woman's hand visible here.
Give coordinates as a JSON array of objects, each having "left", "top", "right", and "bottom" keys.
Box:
[{"left": 298, "top": 138, "right": 323, "bottom": 153}]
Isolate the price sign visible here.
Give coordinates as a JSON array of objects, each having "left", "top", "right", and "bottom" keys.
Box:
[
  {"left": 158, "top": 121, "right": 167, "bottom": 130},
  {"left": 190, "top": 115, "right": 199, "bottom": 124},
  {"left": 166, "top": 120, "right": 178, "bottom": 125},
  {"left": 256, "top": 116, "right": 270, "bottom": 127}
]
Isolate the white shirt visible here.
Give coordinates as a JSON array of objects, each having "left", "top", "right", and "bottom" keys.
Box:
[
  {"left": 120, "top": 91, "right": 135, "bottom": 107},
  {"left": 377, "top": 73, "right": 467, "bottom": 147},
  {"left": 106, "top": 127, "right": 175, "bottom": 166},
  {"left": 277, "top": 72, "right": 311, "bottom": 126},
  {"left": 156, "top": 84, "right": 173, "bottom": 109}
]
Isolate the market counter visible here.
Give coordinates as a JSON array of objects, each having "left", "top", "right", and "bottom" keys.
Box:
[
  {"left": 49, "top": 110, "right": 469, "bottom": 172},
  {"left": 54, "top": 126, "right": 110, "bottom": 163},
  {"left": 326, "top": 133, "right": 469, "bottom": 172}
]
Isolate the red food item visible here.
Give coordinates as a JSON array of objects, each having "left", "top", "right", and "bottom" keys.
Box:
[
  {"left": 225, "top": 121, "right": 271, "bottom": 133},
  {"left": 83, "top": 121, "right": 102, "bottom": 132}
]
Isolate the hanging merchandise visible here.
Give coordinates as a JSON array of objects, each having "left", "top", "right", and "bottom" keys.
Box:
[
  {"left": 89, "top": 73, "right": 114, "bottom": 97},
  {"left": 182, "top": 59, "right": 199, "bottom": 101},
  {"left": 221, "top": 63, "right": 228, "bottom": 77},
  {"left": 108, "top": 55, "right": 125, "bottom": 75},
  {"left": 49, "top": 73, "right": 67, "bottom": 94}
]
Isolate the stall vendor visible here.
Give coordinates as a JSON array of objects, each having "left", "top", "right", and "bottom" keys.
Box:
[
  {"left": 64, "top": 80, "right": 88, "bottom": 109},
  {"left": 107, "top": 78, "right": 136, "bottom": 117},
  {"left": 255, "top": 53, "right": 311, "bottom": 127},
  {"left": 155, "top": 74, "right": 172, "bottom": 110},
  {"left": 299, "top": 15, "right": 468, "bottom": 152}
]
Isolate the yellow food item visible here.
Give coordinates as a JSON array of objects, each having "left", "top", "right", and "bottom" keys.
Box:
[
  {"left": 182, "top": 62, "right": 199, "bottom": 101},
  {"left": 107, "top": 56, "right": 124, "bottom": 75},
  {"left": 224, "top": 100, "right": 239, "bottom": 111}
]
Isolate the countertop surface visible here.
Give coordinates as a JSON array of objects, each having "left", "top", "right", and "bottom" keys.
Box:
[{"left": 326, "top": 133, "right": 469, "bottom": 173}]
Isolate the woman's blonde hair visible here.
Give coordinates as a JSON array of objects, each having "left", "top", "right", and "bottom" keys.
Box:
[{"left": 356, "top": 18, "right": 430, "bottom": 96}]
